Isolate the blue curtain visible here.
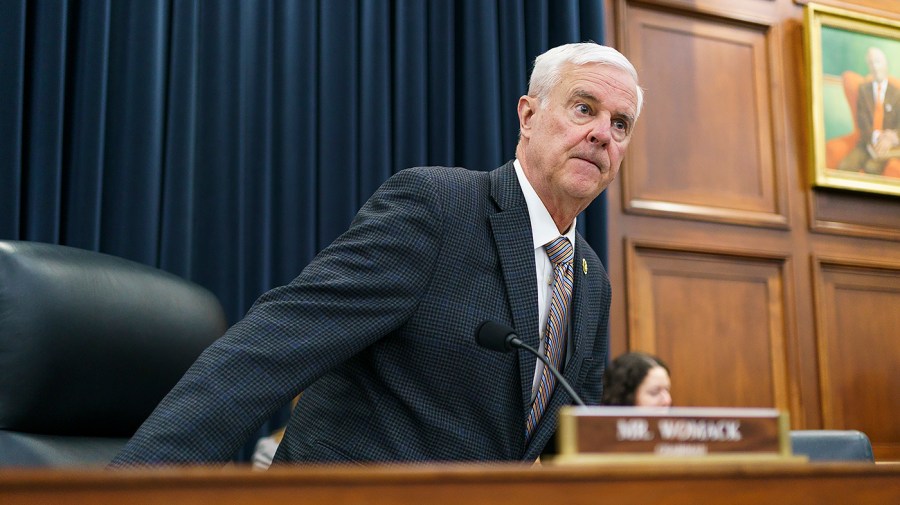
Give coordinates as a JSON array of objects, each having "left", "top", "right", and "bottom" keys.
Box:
[{"left": 1, "top": 0, "right": 607, "bottom": 458}]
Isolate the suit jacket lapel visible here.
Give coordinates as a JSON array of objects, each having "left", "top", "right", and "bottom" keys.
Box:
[
  {"left": 565, "top": 234, "right": 601, "bottom": 387},
  {"left": 487, "top": 162, "right": 540, "bottom": 422},
  {"left": 885, "top": 84, "right": 898, "bottom": 118}
]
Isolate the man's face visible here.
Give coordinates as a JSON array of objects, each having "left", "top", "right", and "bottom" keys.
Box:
[
  {"left": 868, "top": 49, "right": 889, "bottom": 82},
  {"left": 517, "top": 62, "right": 638, "bottom": 219}
]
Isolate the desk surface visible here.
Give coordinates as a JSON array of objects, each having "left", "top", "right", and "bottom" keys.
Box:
[{"left": 1, "top": 460, "right": 898, "bottom": 505}]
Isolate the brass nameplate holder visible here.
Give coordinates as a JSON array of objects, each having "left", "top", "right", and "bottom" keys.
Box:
[{"left": 554, "top": 406, "right": 802, "bottom": 464}]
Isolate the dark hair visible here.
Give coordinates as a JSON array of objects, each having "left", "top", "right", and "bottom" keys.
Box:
[{"left": 601, "top": 352, "right": 670, "bottom": 406}]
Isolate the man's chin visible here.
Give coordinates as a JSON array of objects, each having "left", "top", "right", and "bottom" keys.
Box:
[{"left": 564, "top": 177, "right": 609, "bottom": 202}]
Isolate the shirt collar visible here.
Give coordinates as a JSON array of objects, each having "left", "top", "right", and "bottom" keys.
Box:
[{"left": 513, "top": 159, "right": 577, "bottom": 250}]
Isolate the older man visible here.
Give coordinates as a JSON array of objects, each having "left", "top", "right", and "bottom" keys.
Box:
[
  {"left": 839, "top": 47, "right": 900, "bottom": 175},
  {"left": 111, "top": 42, "right": 642, "bottom": 467}
]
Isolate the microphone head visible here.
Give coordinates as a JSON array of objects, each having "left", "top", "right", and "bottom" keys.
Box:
[{"left": 475, "top": 321, "right": 518, "bottom": 352}]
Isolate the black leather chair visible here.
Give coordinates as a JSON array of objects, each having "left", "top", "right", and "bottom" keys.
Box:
[
  {"left": 790, "top": 430, "right": 875, "bottom": 462},
  {"left": 0, "top": 240, "right": 227, "bottom": 467}
]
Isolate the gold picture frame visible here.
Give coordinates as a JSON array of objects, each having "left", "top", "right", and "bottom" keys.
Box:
[{"left": 805, "top": 2, "right": 900, "bottom": 196}]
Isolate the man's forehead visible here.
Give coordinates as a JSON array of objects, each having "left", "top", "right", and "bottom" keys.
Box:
[{"left": 560, "top": 74, "right": 638, "bottom": 117}]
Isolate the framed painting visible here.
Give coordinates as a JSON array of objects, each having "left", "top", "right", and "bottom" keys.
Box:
[{"left": 805, "top": 2, "right": 900, "bottom": 196}]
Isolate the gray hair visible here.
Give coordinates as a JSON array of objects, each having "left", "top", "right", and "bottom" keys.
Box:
[{"left": 528, "top": 42, "right": 644, "bottom": 118}]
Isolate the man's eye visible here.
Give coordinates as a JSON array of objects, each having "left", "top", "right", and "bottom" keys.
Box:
[
  {"left": 613, "top": 118, "right": 628, "bottom": 131},
  {"left": 576, "top": 104, "right": 591, "bottom": 115}
]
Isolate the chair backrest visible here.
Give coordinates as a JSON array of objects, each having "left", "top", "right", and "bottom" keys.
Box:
[
  {"left": 0, "top": 240, "right": 227, "bottom": 467},
  {"left": 790, "top": 430, "right": 875, "bottom": 462},
  {"left": 842, "top": 71, "right": 865, "bottom": 121}
]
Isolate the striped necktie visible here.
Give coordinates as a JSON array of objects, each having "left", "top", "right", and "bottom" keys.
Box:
[{"left": 525, "top": 236, "right": 574, "bottom": 440}]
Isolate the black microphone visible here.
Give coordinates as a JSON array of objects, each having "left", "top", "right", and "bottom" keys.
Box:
[{"left": 475, "top": 321, "right": 586, "bottom": 406}]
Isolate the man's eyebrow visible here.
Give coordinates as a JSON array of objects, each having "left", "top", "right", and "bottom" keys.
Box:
[{"left": 571, "top": 89, "right": 599, "bottom": 102}]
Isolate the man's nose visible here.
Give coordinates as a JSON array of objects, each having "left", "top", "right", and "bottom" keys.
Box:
[{"left": 588, "top": 118, "right": 611, "bottom": 147}]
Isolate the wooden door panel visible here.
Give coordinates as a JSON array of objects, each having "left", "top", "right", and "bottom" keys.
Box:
[
  {"left": 621, "top": 4, "right": 787, "bottom": 227},
  {"left": 813, "top": 255, "right": 900, "bottom": 460},
  {"left": 626, "top": 241, "right": 791, "bottom": 412}
]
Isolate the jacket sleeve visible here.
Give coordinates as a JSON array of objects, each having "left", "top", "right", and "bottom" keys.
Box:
[{"left": 110, "top": 168, "right": 445, "bottom": 466}]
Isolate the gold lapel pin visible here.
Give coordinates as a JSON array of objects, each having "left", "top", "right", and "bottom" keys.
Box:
[{"left": 582, "top": 258, "right": 588, "bottom": 275}]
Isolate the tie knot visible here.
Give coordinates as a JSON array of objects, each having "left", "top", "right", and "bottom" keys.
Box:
[{"left": 544, "top": 237, "right": 573, "bottom": 266}]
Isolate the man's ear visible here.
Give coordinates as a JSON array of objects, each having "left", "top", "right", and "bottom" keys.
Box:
[{"left": 517, "top": 96, "right": 537, "bottom": 138}]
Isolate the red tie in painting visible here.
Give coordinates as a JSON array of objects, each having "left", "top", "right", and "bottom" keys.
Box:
[{"left": 874, "top": 81, "right": 884, "bottom": 132}]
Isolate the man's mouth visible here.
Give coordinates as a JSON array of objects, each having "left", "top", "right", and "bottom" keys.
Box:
[{"left": 572, "top": 155, "right": 606, "bottom": 173}]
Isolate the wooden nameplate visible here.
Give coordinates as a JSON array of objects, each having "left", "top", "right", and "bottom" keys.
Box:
[{"left": 553, "top": 406, "right": 804, "bottom": 464}]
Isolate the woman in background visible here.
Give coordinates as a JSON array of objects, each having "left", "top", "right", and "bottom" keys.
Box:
[{"left": 601, "top": 352, "right": 672, "bottom": 407}]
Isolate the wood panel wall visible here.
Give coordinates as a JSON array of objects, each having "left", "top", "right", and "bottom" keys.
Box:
[{"left": 603, "top": 0, "right": 900, "bottom": 461}]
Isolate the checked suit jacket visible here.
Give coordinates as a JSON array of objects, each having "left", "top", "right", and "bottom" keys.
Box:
[{"left": 111, "top": 160, "right": 610, "bottom": 467}]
